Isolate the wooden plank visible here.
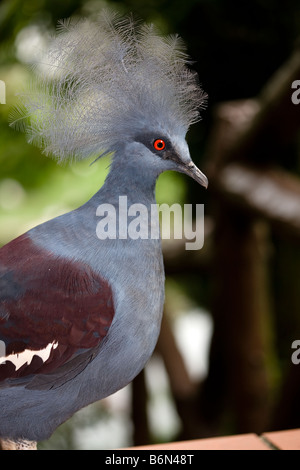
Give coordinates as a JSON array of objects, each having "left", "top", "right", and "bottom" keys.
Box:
[
  {"left": 216, "top": 163, "right": 300, "bottom": 240},
  {"left": 128, "top": 434, "right": 271, "bottom": 450},
  {"left": 263, "top": 428, "right": 300, "bottom": 450}
]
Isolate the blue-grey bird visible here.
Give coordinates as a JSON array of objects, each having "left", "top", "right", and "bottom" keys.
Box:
[{"left": 0, "top": 12, "right": 207, "bottom": 450}]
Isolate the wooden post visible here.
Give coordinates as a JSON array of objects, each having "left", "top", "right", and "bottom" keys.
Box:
[{"left": 209, "top": 205, "right": 272, "bottom": 433}]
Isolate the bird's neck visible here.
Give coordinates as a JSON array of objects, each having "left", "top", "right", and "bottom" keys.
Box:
[
  {"left": 99, "top": 158, "right": 158, "bottom": 206},
  {"left": 73, "top": 157, "right": 162, "bottom": 257}
]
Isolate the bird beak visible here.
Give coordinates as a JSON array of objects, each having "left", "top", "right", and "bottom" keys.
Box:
[{"left": 180, "top": 161, "right": 208, "bottom": 188}]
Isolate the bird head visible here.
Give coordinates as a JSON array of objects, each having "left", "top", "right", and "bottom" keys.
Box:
[
  {"left": 10, "top": 11, "right": 208, "bottom": 188},
  {"left": 118, "top": 131, "right": 208, "bottom": 188}
]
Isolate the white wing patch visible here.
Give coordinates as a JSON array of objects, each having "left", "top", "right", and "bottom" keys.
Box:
[{"left": 0, "top": 341, "right": 58, "bottom": 370}]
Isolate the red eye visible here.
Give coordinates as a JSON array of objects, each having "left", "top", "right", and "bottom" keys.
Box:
[{"left": 153, "top": 139, "right": 166, "bottom": 151}]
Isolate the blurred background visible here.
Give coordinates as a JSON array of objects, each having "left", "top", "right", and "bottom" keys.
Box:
[{"left": 1, "top": 0, "right": 300, "bottom": 450}]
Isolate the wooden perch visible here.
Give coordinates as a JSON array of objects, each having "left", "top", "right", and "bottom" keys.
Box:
[
  {"left": 204, "top": 42, "right": 300, "bottom": 238},
  {"left": 217, "top": 163, "right": 300, "bottom": 240},
  {"left": 206, "top": 44, "right": 300, "bottom": 175}
]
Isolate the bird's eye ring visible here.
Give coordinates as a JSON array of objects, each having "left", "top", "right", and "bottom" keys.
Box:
[{"left": 153, "top": 139, "right": 166, "bottom": 151}]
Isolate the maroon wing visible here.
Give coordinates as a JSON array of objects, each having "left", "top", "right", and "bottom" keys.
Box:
[{"left": 0, "top": 233, "right": 114, "bottom": 383}]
